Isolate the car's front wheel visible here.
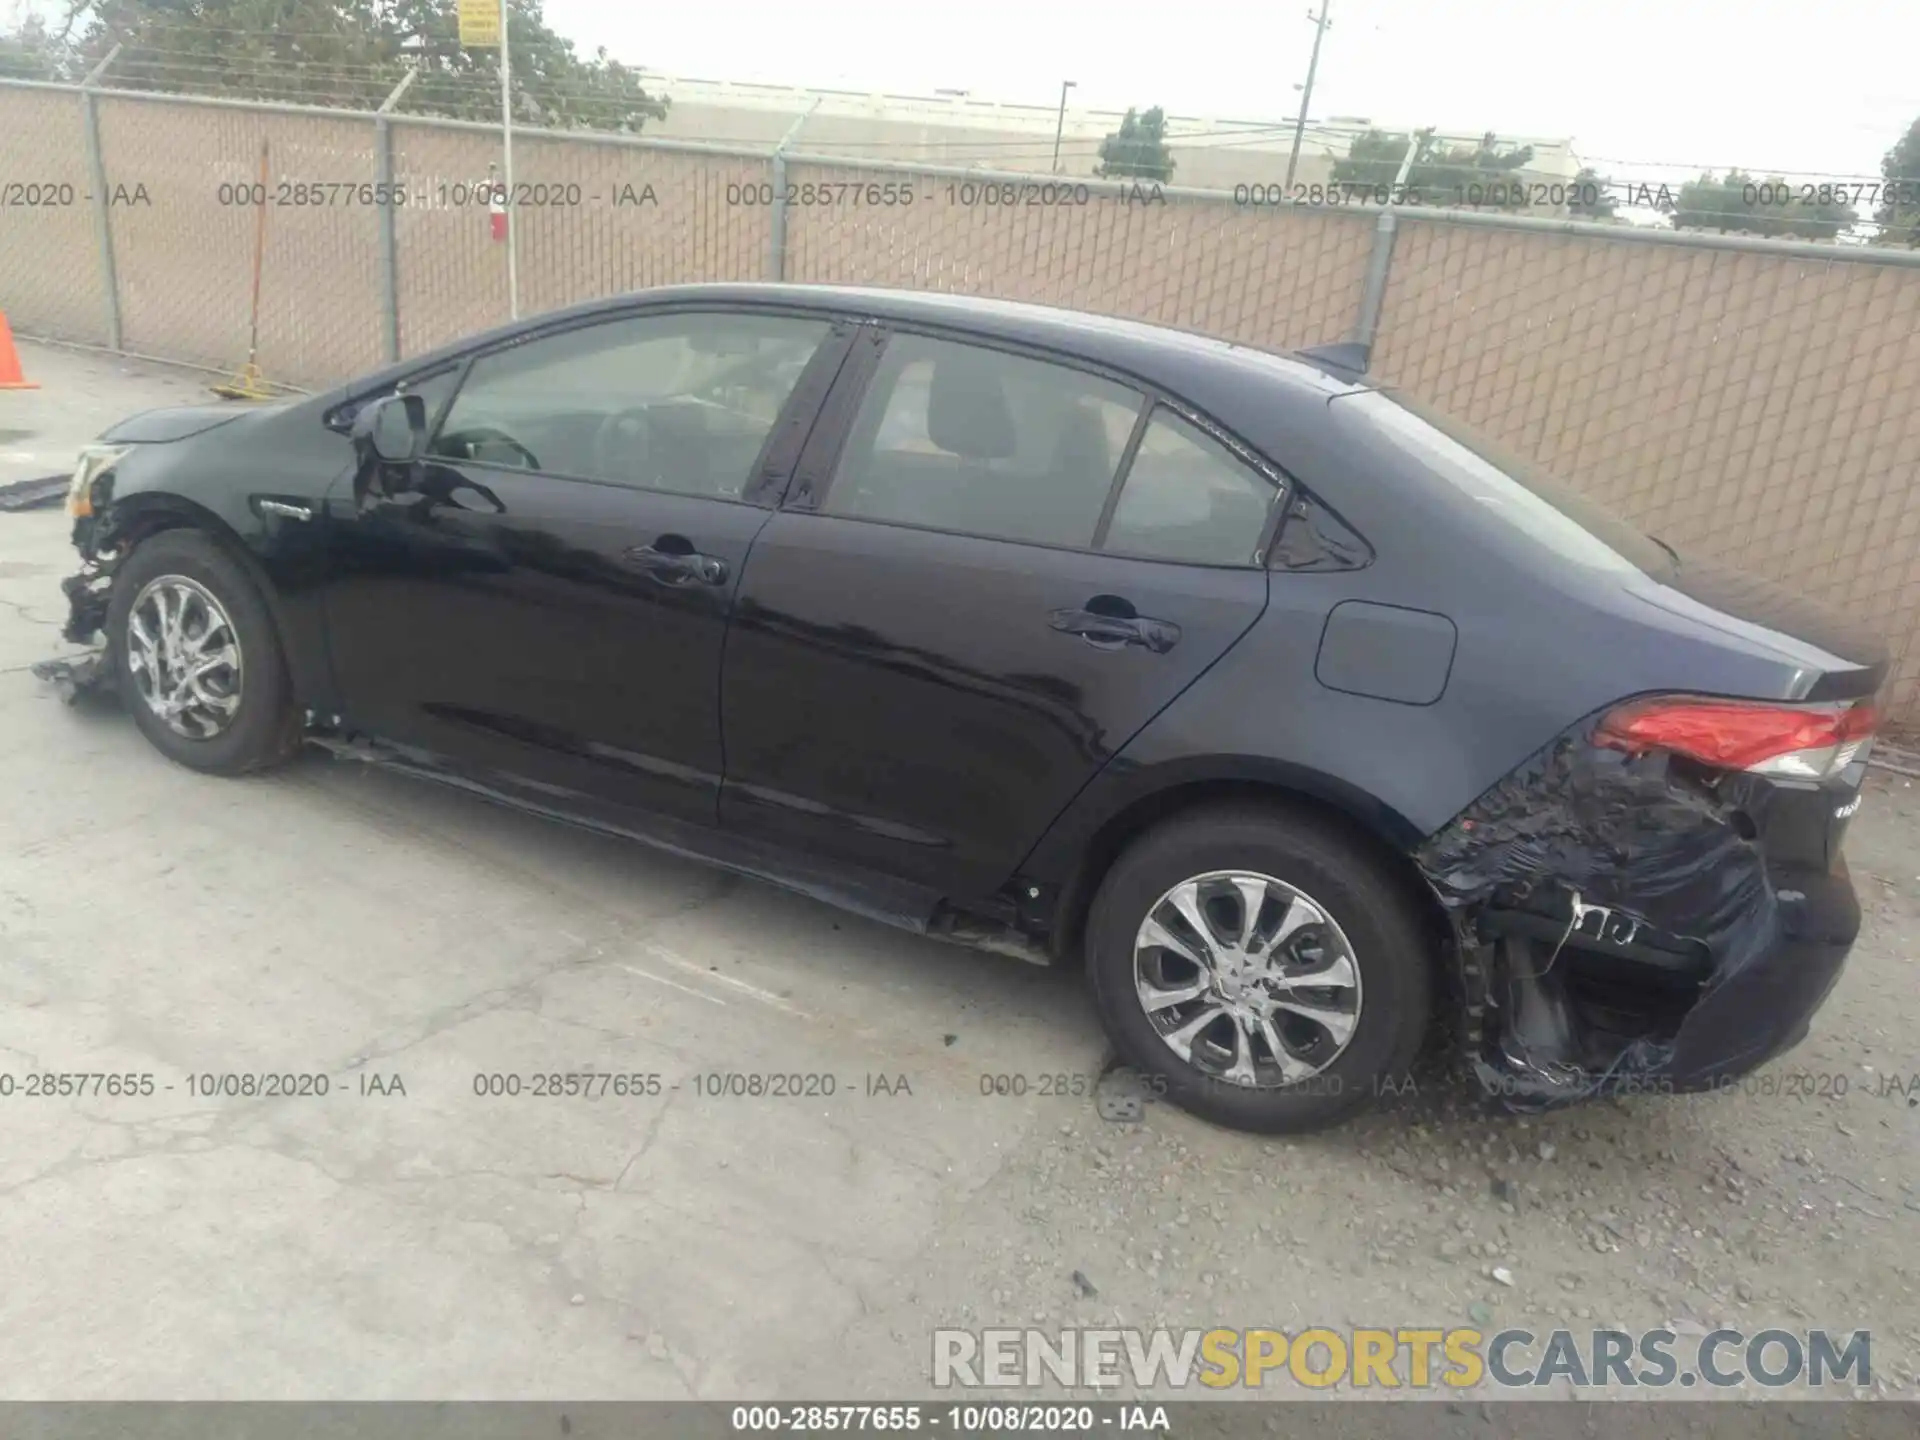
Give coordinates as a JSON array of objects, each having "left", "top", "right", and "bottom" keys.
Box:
[
  {"left": 107, "top": 528, "right": 300, "bottom": 775},
  {"left": 1086, "top": 804, "right": 1433, "bottom": 1133}
]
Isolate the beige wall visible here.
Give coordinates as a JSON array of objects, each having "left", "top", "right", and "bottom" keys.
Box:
[
  {"left": 4, "top": 85, "right": 1916, "bottom": 720},
  {"left": 385, "top": 122, "right": 772, "bottom": 357},
  {"left": 655, "top": 97, "right": 1349, "bottom": 189},
  {"left": 1371, "top": 222, "right": 1920, "bottom": 717},
  {"left": 0, "top": 88, "right": 109, "bottom": 344},
  {"left": 781, "top": 160, "right": 1373, "bottom": 345},
  {"left": 97, "top": 94, "right": 389, "bottom": 381}
]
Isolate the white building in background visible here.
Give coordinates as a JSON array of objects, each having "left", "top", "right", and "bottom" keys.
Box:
[{"left": 636, "top": 73, "right": 1584, "bottom": 197}]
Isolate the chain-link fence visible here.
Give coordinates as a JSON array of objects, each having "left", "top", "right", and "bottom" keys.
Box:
[
  {"left": 1370, "top": 220, "right": 1920, "bottom": 721},
  {"left": 99, "top": 91, "right": 389, "bottom": 380},
  {"left": 0, "top": 85, "right": 110, "bottom": 343},
  {"left": 778, "top": 159, "right": 1377, "bottom": 347},
  {"left": 3, "top": 77, "right": 1918, "bottom": 718}
]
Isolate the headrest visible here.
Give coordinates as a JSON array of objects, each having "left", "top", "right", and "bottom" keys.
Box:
[{"left": 926, "top": 353, "right": 1017, "bottom": 460}]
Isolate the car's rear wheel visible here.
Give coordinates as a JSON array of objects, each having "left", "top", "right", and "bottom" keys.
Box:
[
  {"left": 107, "top": 528, "right": 300, "bottom": 775},
  {"left": 1086, "top": 804, "right": 1432, "bottom": 1133}
]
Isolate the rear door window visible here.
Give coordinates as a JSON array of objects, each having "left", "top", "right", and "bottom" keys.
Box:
[{"left": 821, "top": 333, "right": 1143, "bottom": 548}]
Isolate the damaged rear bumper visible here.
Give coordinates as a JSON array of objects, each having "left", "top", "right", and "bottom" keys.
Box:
[
  {"left": 1416, "top": 720, "right": 1860, "bottom": 1110},
  {"left": 1463, "top": 869, "right": 1852, "bottom": 1107},
  {"left": 1650, "top": 863, "right": 1853, "bottom": 1089}
]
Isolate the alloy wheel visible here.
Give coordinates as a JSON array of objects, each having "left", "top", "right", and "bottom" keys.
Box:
[
  {"left": 1132, "top": 869, "right": 1363, "bottom": 1088},
  {"left": 126, "top": 574, "right": 244, "bottom": 740}
]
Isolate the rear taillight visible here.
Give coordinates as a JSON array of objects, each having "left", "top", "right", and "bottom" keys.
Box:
[{"left": 1596, "top": 697, "right": 1877, "bottom": 779}]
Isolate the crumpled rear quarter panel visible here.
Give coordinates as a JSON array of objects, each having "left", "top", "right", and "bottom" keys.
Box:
[{"left": 1414, "top": 712, "right": 1806, "bottom": 1109}]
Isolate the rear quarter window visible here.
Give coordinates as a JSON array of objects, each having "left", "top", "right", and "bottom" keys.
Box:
[
  {"left": 1335, "top": 388, "right": 1675, "bottom": 578},
  {"left": 1101, "top": 409, "right": 1276, "bottom": 565}
]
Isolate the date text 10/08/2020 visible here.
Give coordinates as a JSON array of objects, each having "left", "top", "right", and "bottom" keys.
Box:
[
  {"left": 2, "top": 1068, "right": 1916, "bottom": 1104},
  {"left": 9, "top": 175, "right": 1920, "bottom": 216},
  {"left": 728, "top": 1405, "right": 1158, "bottom": 1433}
]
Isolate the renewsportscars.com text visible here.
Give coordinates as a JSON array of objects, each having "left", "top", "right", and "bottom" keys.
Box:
[{"left": 932, "top": 1326, "right": 1871, "bottom": 1391}]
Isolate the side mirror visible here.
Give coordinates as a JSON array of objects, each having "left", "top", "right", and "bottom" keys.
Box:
[{"left": 351, "top": 393, "right": 427, "bottom": 466}]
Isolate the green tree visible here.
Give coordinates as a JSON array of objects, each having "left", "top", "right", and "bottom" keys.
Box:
[
  {"left": 20, "top": 0, "right": 666, "bottom": 131},
  {"left": 1568, "top": 166, "right": 1616, "bottom": 220},
  {"left": 1874, "top": 116, "right": 1920, "bottom": 247},
  {"left": 1329, "top": 129, "right": 1536, "bottom": 207},
  {"left": 1326, "top": 128, "right": 1424, "bottom": 190},
  {"left": 1667, "top": 170, "right": 1856, "bottom": 241},
  {"left": 0, "top": 14, "right": 70, "bottom": 79},
  {"left": 1096, "top": 106, "right": 1174, "bottom": 182}
]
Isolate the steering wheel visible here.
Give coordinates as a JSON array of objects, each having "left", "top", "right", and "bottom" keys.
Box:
[{"left": 591, "top": 407, "right": 656, "bottom": 488}]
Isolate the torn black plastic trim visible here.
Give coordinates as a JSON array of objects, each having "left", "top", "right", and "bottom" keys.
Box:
[
  {"left": 1269, "top": 488, "right": 1375, "bottom": 573},
  {"left": 58, "top": 566, "right": 113, "bottom": 646},
  {"left": 1476, "top": 902, "right": 1710, "bottom": 974},
  {"left": 1416, "top": 712, "right": 1853, "bottom": 1110}
]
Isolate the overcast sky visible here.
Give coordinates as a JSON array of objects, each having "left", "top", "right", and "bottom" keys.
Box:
[
  {"left": 545, "top": 0, "right": 1917, "bottom": 190},
  {"left": 5, "top": 0, "right": 1913, "bottom": 191}
]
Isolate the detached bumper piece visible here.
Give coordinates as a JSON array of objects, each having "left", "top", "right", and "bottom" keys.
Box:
[
  {"left": 1416, "top": 722, "right": 1856, "bottom": 1110},
  {"left": 0, "top": 475, "right": 69, "bottom": 512},
  {"left": 30, "top": 650, "right": 114, "bottom": 706}
]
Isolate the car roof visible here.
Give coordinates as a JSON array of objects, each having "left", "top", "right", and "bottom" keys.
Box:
[
  {"left": 682, "top": 283, "right": 1369, "bottom": 397},
  {"left": 331, "top": 282, "right": 1370, "bottom": 411}
]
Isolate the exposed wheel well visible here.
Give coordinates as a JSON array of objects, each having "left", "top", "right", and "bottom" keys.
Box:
[
  {"left": 1048, "top": 779, "right": 1451, "bottom": 970},
  {"left": 102, "top": 503, "right": 293, "bottom": 648},
  {"left": 107, "top": 501, "right": 234, "bottom": 560},
  {"left": 93, "top": 500, "right": 323, "bottom": 707}
]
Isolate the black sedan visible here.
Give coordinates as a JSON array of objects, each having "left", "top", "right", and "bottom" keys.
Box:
[{"left": 49, "top": 284, "right": 1884, "bottom": 1132}]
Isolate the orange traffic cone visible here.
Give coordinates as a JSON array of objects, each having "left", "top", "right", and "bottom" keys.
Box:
[{"left": 0, "top": 312, "right": 37, "bottom": 390}]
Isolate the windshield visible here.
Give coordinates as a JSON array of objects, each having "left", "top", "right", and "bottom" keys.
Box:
[{"left": 1336, "top": 388, "right": 1678, "bottom": 578}]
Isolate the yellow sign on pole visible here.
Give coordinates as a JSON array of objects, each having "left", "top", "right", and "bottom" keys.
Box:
[{"left": 457, "top": 0, "right": 500, "bottom": 47}]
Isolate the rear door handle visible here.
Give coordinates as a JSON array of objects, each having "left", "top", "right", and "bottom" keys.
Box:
[
  {"left": 1049, "top": 606, "right": 1181, "bottom": 653},
  {"left": 623, "top": 541, "right": 729, "bottom": 587}
]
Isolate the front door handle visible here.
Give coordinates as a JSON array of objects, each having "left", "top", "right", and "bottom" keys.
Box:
[
  {"left": 1049, "top": 605, "right": 1181, "bottom": 653},
  {"left": 624, "top": 541, "right": 729, "bottom": 587}
]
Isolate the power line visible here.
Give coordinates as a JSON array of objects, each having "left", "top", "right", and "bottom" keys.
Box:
[{"left": 110, "top": 66, "right": 1526, "bottom": 157}]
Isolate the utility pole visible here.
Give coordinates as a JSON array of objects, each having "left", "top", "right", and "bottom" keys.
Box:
[
  {"left": 1284, "top": 0, "right": 1332, "bottom": 191},
  {"left": 1052, "top": 80, "right": 1077, "bottom": 173},
  {"left": 500, "top": 0, "right": 518, "bottom": 320}
]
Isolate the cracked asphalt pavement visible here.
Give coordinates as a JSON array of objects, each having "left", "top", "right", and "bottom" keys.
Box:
[{"left": 1, "top": 344, "right": 1916, "bottom": 1405}]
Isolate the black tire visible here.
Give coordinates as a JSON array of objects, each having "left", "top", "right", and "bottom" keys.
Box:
[
  {"left": 1086, "top": 803, "right": 1433, "bottom": 1134},
  {"left": 107, "top": 528, "right": 300, "bottom": 775}
]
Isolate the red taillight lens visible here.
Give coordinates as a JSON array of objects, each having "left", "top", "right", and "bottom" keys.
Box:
[{"left": 1596, "top": 697, "right": 1877, "bottom": 777}]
